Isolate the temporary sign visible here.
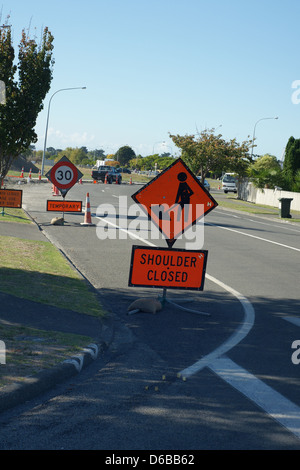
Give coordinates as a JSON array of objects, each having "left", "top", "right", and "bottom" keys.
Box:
[
  {"left": 128, "top": 245, "right": 208, "bottom": 290},
  {"left": 46, "top": 200, "right": 82, "bottom": 212},
  {"left": 0, "top": 189, "right": 22, "bottom": 208},
  {"left": 45, "top": 156, "right": 83, "bottom": 197},
  {"left": 131, "top": 158, "right": 217, "bottom": 246}
]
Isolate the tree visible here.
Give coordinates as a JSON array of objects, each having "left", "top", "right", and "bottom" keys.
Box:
[
  {"left": 169, "top": 128, "right": 253, "bottom": 182},
  {"left": 283, "top": 136, "right": 300, "bottom": 190},
  {"left": 0, "top": 20, "right": 54, "bottom": 181},
  {"left": 114, "top": 146, "right": 136, "bottom": 166},
  {"left": 248, "top": 154, "right": 283, "bottom": 189}
]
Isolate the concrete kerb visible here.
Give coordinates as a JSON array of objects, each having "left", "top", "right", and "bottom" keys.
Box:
[{"left": 0, "top": 339, "right": 111, "bottom": 414}]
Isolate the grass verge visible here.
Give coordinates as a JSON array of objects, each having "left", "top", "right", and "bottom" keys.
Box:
[
  {"left": 0, "top": 324, "right": 92, "bottom": 388},
  {"left": 0, "top": 235, "right": 104, "bottom": 317},
  {"left": 0, "top": 207, "right": 32, "bottom": 224},
  {"left": 0, "top": 233, "right": 105, "bottom": 389}
]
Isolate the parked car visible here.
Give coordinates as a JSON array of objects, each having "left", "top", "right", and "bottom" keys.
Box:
[{"left": 196, "top": 177, "right": 210, "bottom": 191}]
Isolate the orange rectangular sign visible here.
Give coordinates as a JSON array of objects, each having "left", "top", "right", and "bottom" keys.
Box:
[
  {"left": 46, "top": 200, "right": 82, "bottom": 212},
  {"left": 0, "top": 189, "right": 22, "bottom": 208},
  {"left": 128, "top": 246, "right": 208, "bottom": 290}
]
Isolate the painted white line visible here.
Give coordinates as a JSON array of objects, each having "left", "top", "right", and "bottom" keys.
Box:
[
  {"left": 284, "top": 317, "right": 300, "bottom": 328},
  {"left": 179, "top": 273, "right": 255, "bottom": 378},
  {"left": 209, "top": 356, "right": 300, "bottom": 440},
  {"left": 97, "top": 212, "right": 300, "bottom": 440},
  {"left": 96, "top": 216, "right": 156, "bottom": 247},
  {"left": 207, "top": 222, "right": 300, "bottom": 253}
]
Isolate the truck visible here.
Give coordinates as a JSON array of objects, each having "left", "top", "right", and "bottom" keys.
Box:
[{"left": 91, "top": 166, "right": 122, "bottom": 184}]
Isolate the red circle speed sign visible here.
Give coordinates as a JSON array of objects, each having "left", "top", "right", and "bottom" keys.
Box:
[{"left": 50, "top": 160, "right": 79, "bottom": 190}]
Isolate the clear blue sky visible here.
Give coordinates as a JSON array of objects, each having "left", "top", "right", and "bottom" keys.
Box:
[{"left": 2, "top": 0, "right": 300, "bottom": 158}]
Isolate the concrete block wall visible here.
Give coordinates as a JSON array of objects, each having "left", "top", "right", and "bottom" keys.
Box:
[{"left": 238, "top": 180, "right": 300, "bottom": 211}]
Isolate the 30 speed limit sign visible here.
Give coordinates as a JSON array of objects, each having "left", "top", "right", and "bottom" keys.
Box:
[{"left": 45, "top": 156, "right": 83, "bottom": 197}]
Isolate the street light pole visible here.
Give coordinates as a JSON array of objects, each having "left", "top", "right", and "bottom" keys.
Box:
[
  {"left": 41, "top": 87, "right": 86, "bottom": 175},
  {"left": 250, "top": 116, "right": 278, "bottom": 159}
]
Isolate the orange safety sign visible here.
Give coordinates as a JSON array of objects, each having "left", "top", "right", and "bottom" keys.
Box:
[
  {"left": 131, "top": 158, "right": 217, "bottom": 246},
  {"left": 128, "top": 245, "right": 208, "bottom": 290},
  {"left": 46, "top": 200, "right": 82, "bottom": 212},
  {"left": 0, "top": 189, "right": 22, "bottom": 208}
]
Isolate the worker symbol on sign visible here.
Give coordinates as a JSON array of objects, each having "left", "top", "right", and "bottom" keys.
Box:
[{"left": 175, "top": 172, "right": 194, "bottom": 222}]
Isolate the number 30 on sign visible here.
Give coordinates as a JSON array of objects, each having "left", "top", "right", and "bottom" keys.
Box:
[{"left": 46, "top": 156, "right": 83, "bottom": 197}]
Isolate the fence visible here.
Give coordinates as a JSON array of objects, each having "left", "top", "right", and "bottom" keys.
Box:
[{"left": 238, "top": 180, "right": 300, "bottom": 212}]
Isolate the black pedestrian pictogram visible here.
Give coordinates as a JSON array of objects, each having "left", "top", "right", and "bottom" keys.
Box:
[{"left": 175, "top": 172, "right": 194, "bottom": 221}]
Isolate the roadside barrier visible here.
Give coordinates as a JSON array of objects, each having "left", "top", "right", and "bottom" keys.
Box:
[{"left": 81, "top": 192, "right": 95, "bottom": 226}]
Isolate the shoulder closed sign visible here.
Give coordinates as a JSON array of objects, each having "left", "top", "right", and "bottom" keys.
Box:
[{"left": 128, "top": 245, "right": 208, "bottom": 290}]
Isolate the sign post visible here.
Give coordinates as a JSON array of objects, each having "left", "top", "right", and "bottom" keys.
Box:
[{"left": 129, "top": 158, "right": 218, "bottom": 315}]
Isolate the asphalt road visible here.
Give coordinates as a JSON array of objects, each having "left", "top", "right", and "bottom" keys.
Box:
[{"left": 0, "top": 181, "right": 299, "bottom": 451}]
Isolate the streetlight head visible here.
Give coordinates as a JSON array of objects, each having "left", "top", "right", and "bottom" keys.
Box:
[{"left": 82, "top": 87, "right": 87, "bottom": 89}]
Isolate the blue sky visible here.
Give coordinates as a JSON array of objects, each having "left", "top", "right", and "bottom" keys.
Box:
[{"left": 2, "top": 0, "right": 300, "bottom": 158}]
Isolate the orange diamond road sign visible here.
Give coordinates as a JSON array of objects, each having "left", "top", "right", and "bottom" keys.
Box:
[
  {"left": 128, "top": 246, "right": 208, "bottom": 290},
  {"left": 131, "top": 158, "right": 217, "bottom": 246},
  {"left": 0, "top": 189, "right": 22, "bottom": 208}
]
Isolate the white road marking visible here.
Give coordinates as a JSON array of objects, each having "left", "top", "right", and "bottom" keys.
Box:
[
  {"left": 96, "top": 213, "right": 300, "bottom": 440},
  {"left": 209, "top": 356, "right": 300, "bottom": 440},
  {"left": 284, "top": 317, "right": 300, "bottom": 328},
  {"left": 179, "top": 273, "right": 255, "bottom": 377},
  {"left": 207, "top": 222, "right": 300, "bottom": 252}
]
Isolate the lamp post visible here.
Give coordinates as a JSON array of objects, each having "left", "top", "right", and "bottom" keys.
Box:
[
  {"left": 250, "top": 116, "right": 278, "bottom": 159},
  {"left": 41, "top": 86, "right": 87, "bottom": 175}
]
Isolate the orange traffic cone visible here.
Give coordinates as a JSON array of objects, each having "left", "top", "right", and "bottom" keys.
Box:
[
  {"left": 104, "top": 174, "right": 107, "bottom": 184},
  {"left": 20, "top": 167, "right": 24, "bottom": 178},
  {"left": 38, "top": 170, "right": 41, "bottom": 181},
  {"left": 28, "top": 168, "right": 32, "bottom": 179},
  {"left": 81, "top": 192, "right": 95, "bottom": 226},
  {"left": 52, "top": 184, "right": 60, "bottom": 196},
  {"left": 129, "top": 176, "right": 132, "bottom": 185}
]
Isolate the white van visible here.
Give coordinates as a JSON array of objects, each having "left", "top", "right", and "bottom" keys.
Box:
[{"left": 222, "top": 173, "right": 237, "bottom": 194}]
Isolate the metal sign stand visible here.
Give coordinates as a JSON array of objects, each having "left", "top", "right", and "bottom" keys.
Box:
[{"left": 158, "top": 288, "right": 210, "bottom": 317}]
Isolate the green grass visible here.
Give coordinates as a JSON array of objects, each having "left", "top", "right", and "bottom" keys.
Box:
[
  {"left": 0, "top": 235, "right": 105, "bottom": 317},
  {"left": 0, "top": 324, "right": 92, "bottom": 388},
  {"left": 0, "top": 207, "right": 32, "bottom": 224}
]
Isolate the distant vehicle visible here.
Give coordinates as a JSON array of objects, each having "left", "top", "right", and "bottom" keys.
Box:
[
  {"left": 196, "top": 177, "right": 210, "bottom": 191},
  {"left": 222, "top": 173, "right": 237, "bottom": 194},
  {"left": 91, "top": 166, "right": 122, "bottom": 184},
  {"left": 120, "top": 168, "right": 131, "bottom": 174}
]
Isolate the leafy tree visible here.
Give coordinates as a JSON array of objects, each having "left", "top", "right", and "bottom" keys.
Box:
[
  {"left": 248, "top": 154, "right": 283, "bottom": 189},
  {"left": 283, "top": 136, "right": 300, "bottom": 190},
  {"left": 115, "top": 146, "right": 136, "bottom": 166},
  {"left": 169, "top": 128, "right": 253, "bottom": 182},
  {"left": 0, "top": 20, "right": 54, "bottom": 181}
]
